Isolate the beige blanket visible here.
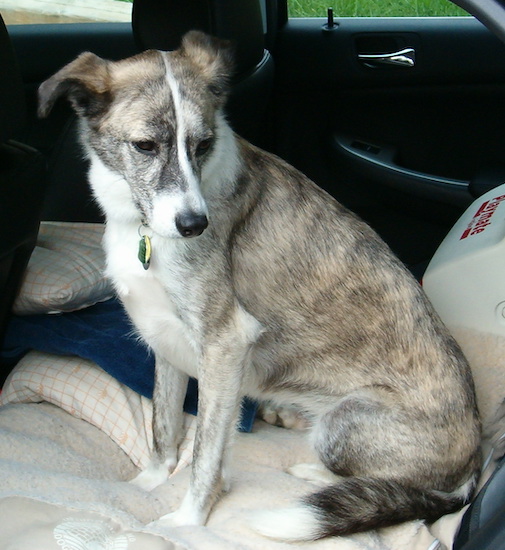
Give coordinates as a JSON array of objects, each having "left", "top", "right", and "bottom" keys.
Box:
[{"left": 0, "top": 351, "right": 478, "bottom": 550}]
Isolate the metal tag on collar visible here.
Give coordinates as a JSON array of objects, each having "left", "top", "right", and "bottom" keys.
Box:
[{"left": 138, "top": 224, "right": 152, "bottom": 270}]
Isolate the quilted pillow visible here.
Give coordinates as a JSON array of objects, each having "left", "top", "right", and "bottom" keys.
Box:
[
  {"left": 0, "top": 351, "right": 197, "bottom": 471},
  {"left": 13, "top": 222, "right": 113, "bottom": 315}
]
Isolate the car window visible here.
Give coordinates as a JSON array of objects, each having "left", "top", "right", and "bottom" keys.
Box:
[
  {"left": 0, "top": 0, "right": 132, "bottom": 24},
  {"left": 289, "top": 0, "right": 468, "bottom": 17}
]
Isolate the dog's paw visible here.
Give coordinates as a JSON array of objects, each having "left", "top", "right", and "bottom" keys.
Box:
[
  {"left": 151, "top": 504, "right": 206, "bottom": 529},
  {"left": 130, "top": 468, "right": 168, "bottom": 492},
  {"left": 287, "top": 463, "right": 344, "bottom": 486},
  {"left": 152, "top": 511, "right": 197, "bottom": 529},
  {"left": 257, "top": 403, "right": 309, "bottom": 430},
  {"left": 130, "top": 458, "right": 176, "bottom": 491}
]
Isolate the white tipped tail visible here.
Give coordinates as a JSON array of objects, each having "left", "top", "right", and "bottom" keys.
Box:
[{"left": 249, "top": 475, "right": 475, "bottom": 541}]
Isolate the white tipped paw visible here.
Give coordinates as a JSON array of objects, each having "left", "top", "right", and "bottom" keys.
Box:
[
  {"left": 151, "top": 503, "right": 206, "bottom": 529},
  {"left": 258, "top": 403, "right": 309, "bottom": 430},
  {"left": 130, "top": 459, "right": 176, "bottom": 491},
  {"left": 287, "top": 463, "right": 344, "bottom": 486},
  {"left": 151, "top": 511, "right": 197, "bottom": 529},
  {"left": 149, "top": 488, "right": 208, "bottom": 529},
  {"left": 148, "top": 512, "right": 184, "bottom": 530}
]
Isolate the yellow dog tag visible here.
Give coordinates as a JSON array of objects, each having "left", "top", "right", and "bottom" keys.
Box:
[{"left": 138, "top": 234, "right": 152, "bottom": 270}]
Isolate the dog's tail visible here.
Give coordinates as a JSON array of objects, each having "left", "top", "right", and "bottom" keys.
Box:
[{"left": 250, "top": 475, "right": 476, "bottom": 541}]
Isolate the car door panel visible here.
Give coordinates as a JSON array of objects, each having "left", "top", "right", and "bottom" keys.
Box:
[
  {"left": 271, "top": 15, "right": 505, "bottom": 268},
  {"left": 333, "top": 133, "right": 469, "bottom": 206}
]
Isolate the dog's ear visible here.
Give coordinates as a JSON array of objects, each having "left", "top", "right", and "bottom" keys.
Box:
[
  {"left": 38, "top": 52, "right": 112, "bottom": 119},
  {"left": 180, "top": 30, "right": 235, "bottom": 99}
]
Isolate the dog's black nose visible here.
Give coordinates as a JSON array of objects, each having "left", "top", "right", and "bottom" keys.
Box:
[{"left": 175, "top": 213, "right": 209, "bottom": 238}]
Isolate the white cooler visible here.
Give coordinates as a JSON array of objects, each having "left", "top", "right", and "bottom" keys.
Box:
[{"left": 423, "top": 184, "right": 505, "bottom": 337}]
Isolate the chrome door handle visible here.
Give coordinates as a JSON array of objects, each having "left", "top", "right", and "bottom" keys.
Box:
[{"left": 358, "top": 48, "right": 416, "bottom": 68}]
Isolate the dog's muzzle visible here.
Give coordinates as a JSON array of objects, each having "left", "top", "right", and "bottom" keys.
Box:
[{"left": 175, "top": 212, "right": 209, "bottom": 238}]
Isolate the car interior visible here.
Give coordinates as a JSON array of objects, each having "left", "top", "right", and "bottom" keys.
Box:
[{"left": 1, "top": 0, "right": 505, "bottom": 548}]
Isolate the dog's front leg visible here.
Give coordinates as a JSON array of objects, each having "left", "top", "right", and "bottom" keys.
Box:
[
  {"left": 158, "top": 305, "right": 262, "bottom": 527},
  {"left": 165, "top": 370, "right": 241, "bottom": 525},
  {"left": 131, "top": 358, "right": 188, "bottom": 491}
]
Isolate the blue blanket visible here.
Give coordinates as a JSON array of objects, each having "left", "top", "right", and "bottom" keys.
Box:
[{"left": 1, "top": 298, "right": 258, "bottom": 432}]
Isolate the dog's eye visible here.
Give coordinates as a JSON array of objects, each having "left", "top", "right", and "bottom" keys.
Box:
[
  {"left": 133, "top": 141, "right": 157, "bottom": 156},
  {"left": 195, "top": 138, "right": 213, "bottom": 156}
]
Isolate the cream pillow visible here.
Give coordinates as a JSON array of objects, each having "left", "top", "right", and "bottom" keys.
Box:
[{"left": 13, "top": 221, "right": 113, "bottom": 315}]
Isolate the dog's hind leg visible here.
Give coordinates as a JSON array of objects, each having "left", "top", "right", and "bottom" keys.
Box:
[
  {"left": 131, "top": 359, "right": 188, "bottom": 491},
  {"left": 251, "top": 389, "right": 478, "bottom": 540}
]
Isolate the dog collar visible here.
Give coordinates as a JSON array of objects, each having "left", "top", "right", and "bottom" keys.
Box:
[{"left": 138, "top": 223, "right": 152, "bottom": 270}]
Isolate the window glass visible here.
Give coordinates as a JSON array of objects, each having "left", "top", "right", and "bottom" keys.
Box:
[
  {"left": 0, "top": 0, "right": 132, "bottom": 24},
  {"left": 289, "top": 0, "right": 467, "bottom": 18}
]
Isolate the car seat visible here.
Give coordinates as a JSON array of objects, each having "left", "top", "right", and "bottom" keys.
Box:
[{"left": 0, "top": 13, "right": 46, "bottom": 384}]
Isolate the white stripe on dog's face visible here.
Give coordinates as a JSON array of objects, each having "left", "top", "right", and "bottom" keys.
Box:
[
  {"left": 163, "top": 55, "right": 200, "bottom": 196},
  {"left": 146, "top": 55, "right": 208, "bottom": 238}
]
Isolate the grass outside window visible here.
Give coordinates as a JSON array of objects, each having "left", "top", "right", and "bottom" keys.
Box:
[{"left": 288, "top": 0, "right": 468, "bottom": 18}]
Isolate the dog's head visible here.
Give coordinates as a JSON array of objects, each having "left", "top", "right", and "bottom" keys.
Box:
[{"left": 38, "top": 31, "right": 235, "bottom": 238}]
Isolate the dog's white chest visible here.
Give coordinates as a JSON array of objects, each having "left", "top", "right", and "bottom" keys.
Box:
[{"left": 104, "top": 224, "right": 201, "bottom": 378}]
